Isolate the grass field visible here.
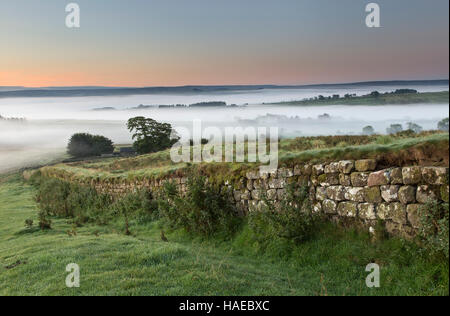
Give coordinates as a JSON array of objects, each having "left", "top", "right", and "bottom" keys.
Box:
[
  {"left": 270, "top": 91, "right": 449, "bottom": 106},
  {"left": 0, "top": 174, "right": 448, "bottom": 296},
  {"left": 40, "top": 132, "right": 449, "bottom": 183}
]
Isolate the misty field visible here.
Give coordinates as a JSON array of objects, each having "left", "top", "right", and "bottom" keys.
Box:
[{"left": 0, "top": 146, "right": 66, "bottom": 175}]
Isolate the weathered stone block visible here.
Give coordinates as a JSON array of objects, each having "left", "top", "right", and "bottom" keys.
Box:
[
  {"left": 325, "top": 162, "right": 340, "bottom": 174},
  {"left": 364, "top": 186, "right": 383, "bottom": 203},
  {"left": 267, "top": 189, "right": 277, "bottom": 200},
  {"left": 344, "top": 187, "right": 366, "bottom": 202},
  {"left": 351, "top": 172, "right": 370, "bottom": 187},
  {"left": 318, "top": 173, "right": 340, "bottom": 187},
  {"left": 246, "top": 179, "right": 253, "bottom": 191},
  {"left": 251, "top": 190, "right": 261, "bottom": 201},
  {"left": 248, "top": 200, "right": 259, "bottom": 212},
  {"left": 406, "top": 204, "right": 422, "bottom": 228},
  {"left": 390, "top": 168, "right": 403, "bottom": 185},
  {"left": 381, "top": 185, "right": 400, "bottom": 203},
  {"left": 368, "top": 169, "right": 391, "bottom": 187},
  {"left": 326, "top": 186, "right": 346, "bottom": 201},
  {"left": 398, "top": 186, "right": 416, "bottom": 204},
  {"left": 277, "top": 189, "right": 286, "bottom": 200},
  {"left": 278, "top": 168, "right": 294, "bottom": 178},
  {"left": 313, "top": 202, "right": 322, "bottom": 214},
  {"left": 377, "top": 203, "right": 407, "bottom": 224},
  {"left": 355, "top": 159, "right": 377, "bottom": 172},
  {"left": 339, "top": 173, "right": 351, "bottom": 186},
  {"left": 253, "top": 179, "right": 268, "bottom": 190},
  {"left": 246, "top": 170, "right": 260, "bottom": 180},
  {"left": 422, "top": 167, "right": 449, "bottom": 185},
  {"left": 241, "top": 190, "right": 251, "bottom": 200},
  {"left": 268, "top": 178, "right": 286, "bottom": 189},
  {"left": 416, "top": 185, "right": 440, "bottom": 203},
  {"left": 402, "top": 167, "right": 422, "bottom": 185},
  {"left": 316, "top": 187, "right": 328, "bottom": 201},
  {"left": 302, "top": 164, "right": 313, "bottom": 175},
  {"left": 312, "top": 164, "right": 325, "bottom": 176},
  {"left": 260, "top": 169, "right": 276, "bottom": 180},
  {"left": 358, "top": 203, "right": 376, "bottom": 220},
  {"left": 293, "top": 165, "right": 302, "bottom": 176},
  {"left": 339, "top": 160, "right": 355, "bottom": 174},
  {"left": 323, "top": 199, "right": 338, "bottom": 214},
  {"left": 337, "top": 202, "right": 358, "bottom": 217}
]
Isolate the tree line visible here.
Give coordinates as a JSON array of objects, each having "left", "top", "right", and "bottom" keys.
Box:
[{"left": 67, "top": 117, "right": 179, "bottom": 158}]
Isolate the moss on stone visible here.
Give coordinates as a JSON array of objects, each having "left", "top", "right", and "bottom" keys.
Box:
[{"left": 364, "top": 186, "right": 382, "bottom": 203}]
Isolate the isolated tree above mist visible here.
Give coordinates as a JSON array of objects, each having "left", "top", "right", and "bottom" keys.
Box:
[
  {"left": 67, "top": 133, "right": 114, "bottom": 158},
  {"left": 438, "top": 118, "right": 449, "bottom": 132},
  {"left": 386, "top": 124, "right": 403, "bottom": 135},
  {"left": 362, "top": 125, "right": 375, "bottom": 135},
  {"left": 127, "top": 117, "right": 179, "bottom": 154},
  {"left": 406, "top": 122, "right": 423, "bottom": 134}
]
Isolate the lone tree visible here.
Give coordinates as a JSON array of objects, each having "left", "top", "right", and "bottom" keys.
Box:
[
  {"left": 127, "top": 117, "right": 179, "bottom": 154},
  {"left": 406, "top": 122, "right": 423, "bottom": 134},
  {"left": 438, "top": 118, "right": 449, "bottom": 132},
  {"left": 386, "top": 124, "right": 403, "bottom": 135},
  {"left": 370, "top": 91, "right": 380, "bottom": 98},
  {"left": 362, "top": 125, "right": 375, "bottom": 135},
  {"left": 67, "top": 133, "right": 114, "bottom": 158}
]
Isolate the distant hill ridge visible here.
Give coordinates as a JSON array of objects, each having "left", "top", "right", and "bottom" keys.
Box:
[{"left": 0, "top": 80, "right": 448, "bottom": 98}]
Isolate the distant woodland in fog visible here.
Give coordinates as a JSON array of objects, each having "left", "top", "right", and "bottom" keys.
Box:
[{"left": 0, "top": 114, "right": 26, "bottom": 122}]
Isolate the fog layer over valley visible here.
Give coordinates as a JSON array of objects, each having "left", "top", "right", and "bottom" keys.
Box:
[{"left": 1, "top": 84, "right": 448, "bottom": 173}]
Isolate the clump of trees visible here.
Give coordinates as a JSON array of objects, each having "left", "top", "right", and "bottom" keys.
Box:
[
  {"left": 406, "top": 122, "right": 423, "bottom": 134},
  {"left": 438, "top": 118, "right": 449, "bottom": 132},
  {"left": 386, "top": 124, "right": 404, "bottom": 134},
  {"left": 0, "top": 114, "right": 26, "bottom": 122},
  {"left": 127, "top": 116, "right": 179, "bottom": 154},
  {"left": 386, "top": 122, "right": 424, "bottom": 135},
  {"left": 189, "top": 101, "right": 226, "bottom": 107},
  {"left": 67, "top": 133, "right": 114, "bottom": 158},
  {"left": 370, "top": 91, "right": 380, "bottom": 98},
  {"left": 394, "top": 89, "right": 418, "bottom": 94},
  {"left": 362, "top": 125, "right": 375, "bottom": 135}
]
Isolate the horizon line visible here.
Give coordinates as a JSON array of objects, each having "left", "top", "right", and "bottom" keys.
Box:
[{"left": 2, "top": 78, "right": 449, "bottom": 90}]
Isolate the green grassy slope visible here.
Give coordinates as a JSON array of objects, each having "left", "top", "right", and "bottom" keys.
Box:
[
  {"left": 41, "top": 132, "right": 449, "bottom": 183},
  {"left": 0, "top": 175, "right": 448, "bottom": 296},
  {"left": 270, "top": 91, "right": 449, "bottom": 106}
]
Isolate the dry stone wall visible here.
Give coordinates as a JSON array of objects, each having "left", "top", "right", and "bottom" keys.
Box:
[
  {"left": 241, "top": 160, "right": 448, "bottom": 239},
  {"left": 42, "top": 159, "right": 449, "bottom": 239}
]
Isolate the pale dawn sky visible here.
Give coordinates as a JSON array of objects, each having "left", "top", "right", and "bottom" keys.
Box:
[{"left": 0, "top": 0, "right": 448, "bottom": 87}]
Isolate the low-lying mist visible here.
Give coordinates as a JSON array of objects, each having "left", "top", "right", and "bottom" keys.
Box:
[{"left": 1, "top": 85, "right": 448, "bottom": 173}]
